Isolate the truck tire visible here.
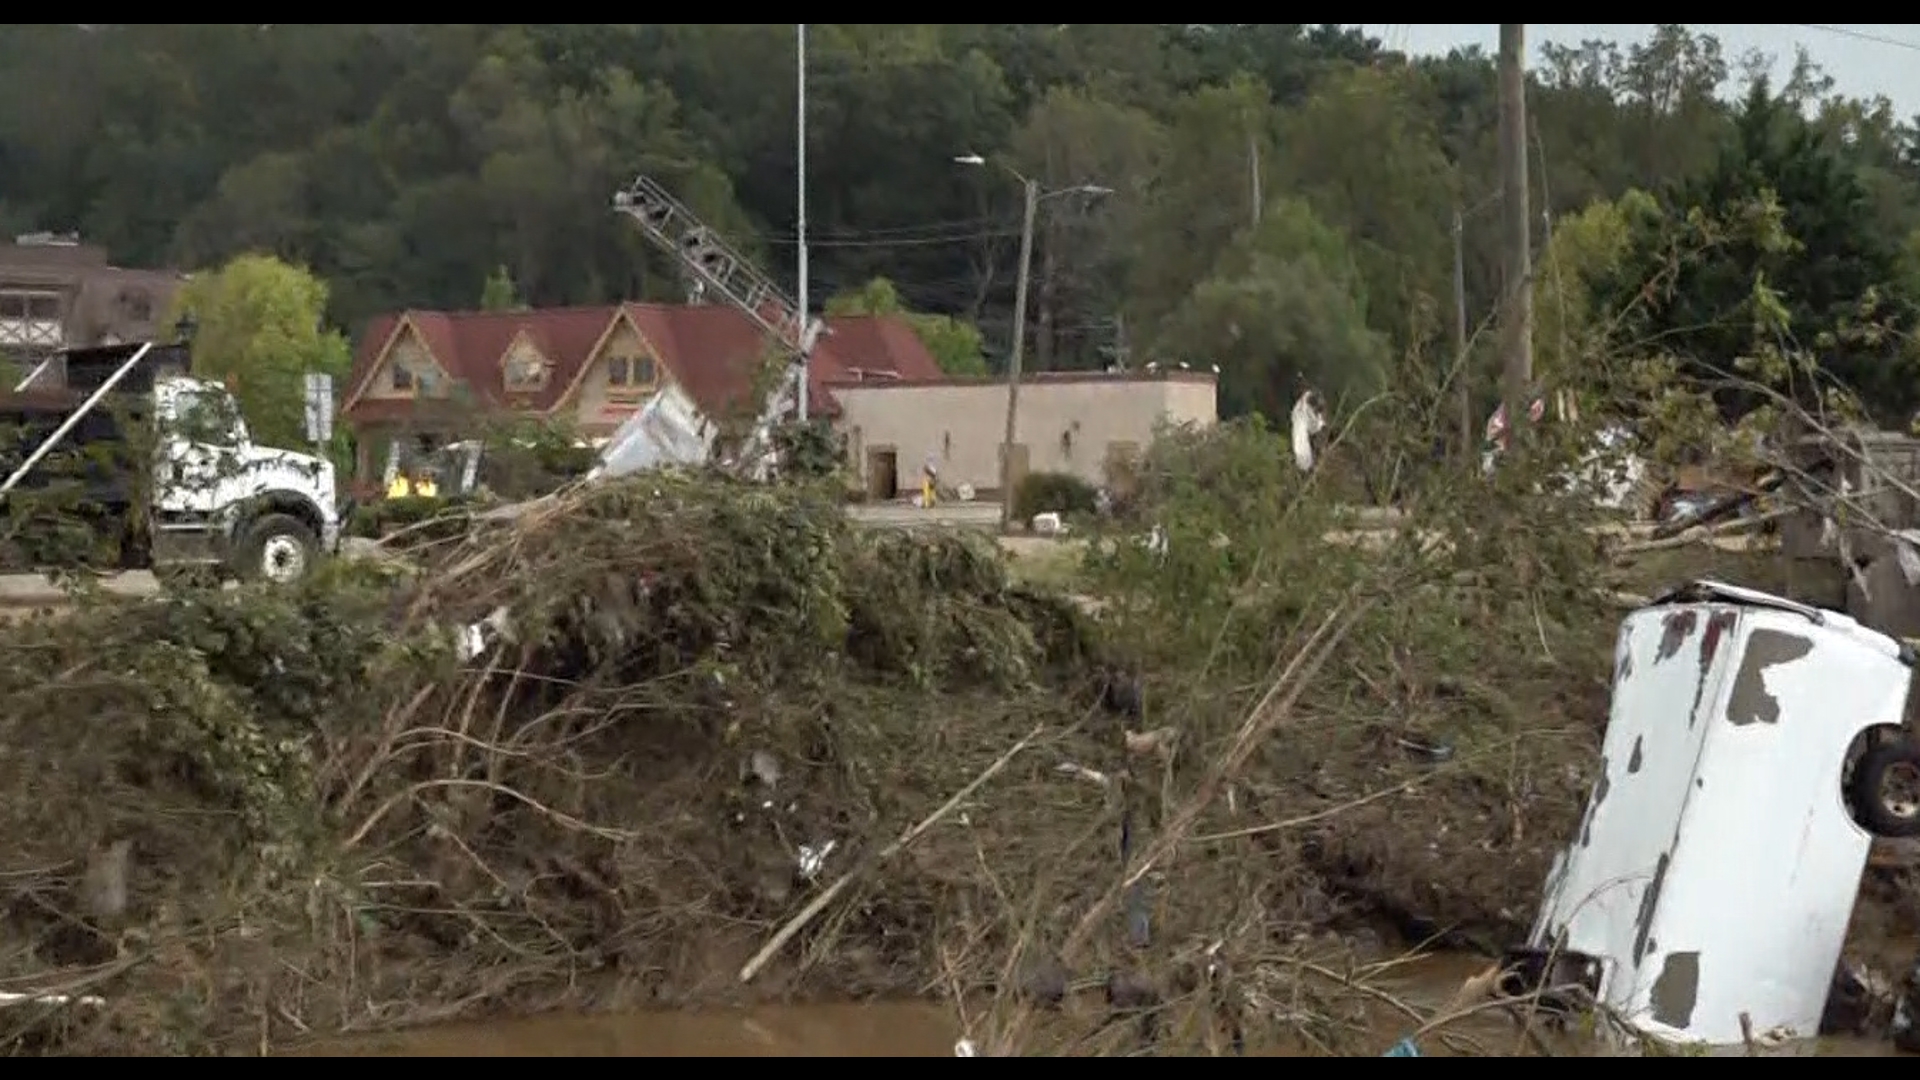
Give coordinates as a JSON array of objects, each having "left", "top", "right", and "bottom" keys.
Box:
[
  {"left": 1849, "top": 737, "right": 1920, "bottom": 838},
  {"left": 233, "top": 513, "right": 319, "bottom": 585}
]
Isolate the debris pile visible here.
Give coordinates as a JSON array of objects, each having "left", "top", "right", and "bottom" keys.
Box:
[
  {"left": 0, "top": 420, "right": 1859, "bottom": 1056},
  {"left": 0, "top": 473, "right": 1119, "bottom": 1053}
]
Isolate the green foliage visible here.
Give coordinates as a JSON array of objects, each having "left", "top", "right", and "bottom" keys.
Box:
[
  {"left": 1159, "top": 196, "right": 1391, "bottom": 416},
  {"left": 1608, "top": 78, "right": 1920, "bottom": 422},
  {"left": 770, "top": 417, "right": 846, "bottom": 480},
  {"left": 479, "top": 264, "right": 526, "bottom": 311},
  {"left": 1, "top": 23, "right": 1918, "bottom": 424},
  {"left": 1011, "top": 469, "right": 1097, "bottom": 522},
  {"left": 825, "top": 277, "right": 988, "bottom": 376},
  {"left": 346, "top": 494, "right": 478, "bottom": 542},
  {"left": 167, "top": 253, "right": 352, "bottom": 449}
]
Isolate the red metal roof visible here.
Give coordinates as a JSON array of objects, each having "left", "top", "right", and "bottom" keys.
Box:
[{"left": 343, "top": 303, "right": 945, "bottom": 426}]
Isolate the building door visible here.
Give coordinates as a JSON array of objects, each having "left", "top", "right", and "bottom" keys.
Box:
[{"left": 866, "top": 447, "right": 898, "bottom": 501}]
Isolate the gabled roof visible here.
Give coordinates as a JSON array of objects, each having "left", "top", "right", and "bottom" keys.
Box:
[
  {"left": 343, "top": 306, "right": 610, "bottom": 420},
  {"left": 343, "top": 302, "right": 947, "bottom": 425}
]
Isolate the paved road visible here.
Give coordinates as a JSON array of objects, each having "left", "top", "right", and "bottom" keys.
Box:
[
  {"left": 0, "top": 505, "right": 1007, "bottom": 607},
  {"left": 0, "top": 570, "right": 159, "bottom": 607},
  {"left": 845, "top": 502, "right": 1003, "bottom": 531}
]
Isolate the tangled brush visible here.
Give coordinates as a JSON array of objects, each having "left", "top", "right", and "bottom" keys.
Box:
[{"left": 0, "top": 473, "right": 1115, "bottom": 1053}]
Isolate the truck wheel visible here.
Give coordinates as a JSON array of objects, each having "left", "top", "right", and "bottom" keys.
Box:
[
  {"left": 235, "top": 513, "right": 318, "bottom": 585},
  {"left": 1849, "top": 737, "right": 1920, "bottom": 838}
]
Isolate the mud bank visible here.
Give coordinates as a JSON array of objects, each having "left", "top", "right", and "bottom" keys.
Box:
[{"left": 299, "top": 951, "right": 1917, "bottom": 1057}]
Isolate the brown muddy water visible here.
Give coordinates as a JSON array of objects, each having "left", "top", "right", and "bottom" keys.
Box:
[{"left": 297, "top": 953, "right": 1913, "bottom": 1057}]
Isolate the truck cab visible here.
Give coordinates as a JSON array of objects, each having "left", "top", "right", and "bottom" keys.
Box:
[
  {"left": 3, "top": 340, "right": 339, "bottom": 583},
  {"left": 150, "top": 374, "right": 338, "bottom": 582}
]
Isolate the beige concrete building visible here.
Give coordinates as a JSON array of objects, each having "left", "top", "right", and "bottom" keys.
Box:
[{"left": 833, "top": 370, "right": 1217, "bottom": 500}]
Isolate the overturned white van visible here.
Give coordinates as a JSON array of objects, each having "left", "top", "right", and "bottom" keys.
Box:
[{"left": 1511, "top": 580, "right": 1920, "bottom": 1049}]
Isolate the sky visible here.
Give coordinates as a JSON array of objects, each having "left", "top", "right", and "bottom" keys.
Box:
[{"left": 1354, "top": 24, "right": 1920, "bottom": 118}]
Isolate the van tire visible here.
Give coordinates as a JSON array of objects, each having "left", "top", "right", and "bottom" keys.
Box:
[
  {"left": 1849, "top": 737, "right": 1920, "bottom": 838},
  {"left": 233, "top": 513, "right": 318, "bottom": 585}
]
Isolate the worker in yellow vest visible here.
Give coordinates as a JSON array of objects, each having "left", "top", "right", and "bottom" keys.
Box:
[
  {"left": 921, "top": 453, "right": 938, "bottom": 508},
  {"left": 414, "top": 470, "right": 439, "bottom": 500},
  {"left": 386, "top": 473, "right": 412, "bottom": 500}
]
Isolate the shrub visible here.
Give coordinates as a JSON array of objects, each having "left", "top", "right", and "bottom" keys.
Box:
[{"left": 1011, "top": 470, "right": 1097, "bottom": 523}]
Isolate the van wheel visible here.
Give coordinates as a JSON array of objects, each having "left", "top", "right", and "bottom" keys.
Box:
[
  {"left": 234, "top": 513, "right": 318, "bottom": 585},
  {"left": 1849, "top": 737, "right": 1920, "bottom": 838}
]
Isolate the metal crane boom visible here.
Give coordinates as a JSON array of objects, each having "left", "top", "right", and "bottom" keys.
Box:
[
  {"left": 613, "top": 176, "right": 825, "bottom": 363},
  {"left": 612, "top": 175, "right": 826, "bottom": 475}
]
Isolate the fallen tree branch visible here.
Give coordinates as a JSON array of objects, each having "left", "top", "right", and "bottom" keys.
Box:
[
  {"left": 1614, "top": 507, "right": 1789, "bottom": 555},
  {"left": 737, "top": 723, "right": 1045, "bottom": 984}
]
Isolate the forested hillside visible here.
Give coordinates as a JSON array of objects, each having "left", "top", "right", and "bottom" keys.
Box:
[{"left": 5, "top": 24, "right": 1919, "bottom": 420}]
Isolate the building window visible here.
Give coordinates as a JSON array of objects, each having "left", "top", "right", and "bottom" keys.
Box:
[
  {"left": 608, "top": 353, "right": 656, "bottom": 389},
  {"left": 390, "top": 364, "right": 415, "bottom": 393},
  {"left": 504, "top": 344, "right": 548, "bottom": 391},
  {"left": 0, "top": 292, "right": 61, "bottom": 320}
]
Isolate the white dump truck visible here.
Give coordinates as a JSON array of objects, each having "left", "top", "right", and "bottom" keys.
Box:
[{"left": 3, "top": 339, "right": 340, "bottom": 582}]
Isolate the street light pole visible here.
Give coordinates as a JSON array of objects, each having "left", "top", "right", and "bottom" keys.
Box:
[
  {"left": 795, "top": 22, "right": 811, "bottom": 422},
  {"left": 953, "top": 155, "right": 1108, "bottom": 531},
  {"left": 1002, "top": 176, "right": 1038, "bottom": 532}
]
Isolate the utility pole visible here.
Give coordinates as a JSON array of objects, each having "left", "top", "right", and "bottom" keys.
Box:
[
  {"left": 795, "top": 23, "right": 811, "bottom": 421},
  {"left": 1001, "top": 177, "right": 1038, "bottom": 532},
  {"left": 1249, "top": 133, "right": 1262, "bottom": 227},
  {"left": 1496, "top": 23, "right": 1534, "bottom": 440},
  {"left": 1452, "top": 208, "right": 1470, "bottom": 460}
]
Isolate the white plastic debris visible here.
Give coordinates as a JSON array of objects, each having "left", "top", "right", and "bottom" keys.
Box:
[
  {"left": 747, "top": 750, "right": 782, "bottom": 788},
  {"left": 1146, "top": 524, "right": 1169, "bottom": 559},
  {"left": 796, "top": 839, "right": 836, "bottom": 881},
  {"left": 589, "top": 383, "right": 714, "bottom": 481},
  {"left": 1054, "top": 761, "right": 1111, "bottom": 788},
  {"left": 1031, "top": 511, "right": 1066, "bottom": 536},
  {"left": 0, "top": 991, "right": 106, "bottom": 1008},
  {"left": 954, "top": 1037, "right": 978, "bottom": 1057},
  {"left": 1290, "top": 390, "right": 1326, "bottom": 473},
  {"left": 459, "top": 605, "right": 513, "bottom": 662},
  {"left": 1896, "top": 531, "right": 1920, "bottom": 588}
]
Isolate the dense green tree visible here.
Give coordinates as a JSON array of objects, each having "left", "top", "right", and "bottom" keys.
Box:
[
  {"left": 1, "top": 24, "right": 1917, "bottom": 425},
  {"left": 1158, "top": 197, "right": 1390, "bottom": 418},
  {"left": 166, "top": 253, "right": 353, "bottom": 449},
  {"left": 480, "top": 265, "right": 526, "bottom": 312},
  {"left": 1612, "top": 79, "right": 1919, "bottom": 420}
]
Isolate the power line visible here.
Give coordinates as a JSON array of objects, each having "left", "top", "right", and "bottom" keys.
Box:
[
  {"left": 1794, "top": 24, "right": 1920, "bottom": 54},
  {"left": 763, "top": 227, "right": 1020, "bottom": 249}
]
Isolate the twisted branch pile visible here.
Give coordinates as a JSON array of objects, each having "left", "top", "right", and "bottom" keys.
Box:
[{"left": 0, "top": 474, "right": 1119, "bottom": 1053}]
